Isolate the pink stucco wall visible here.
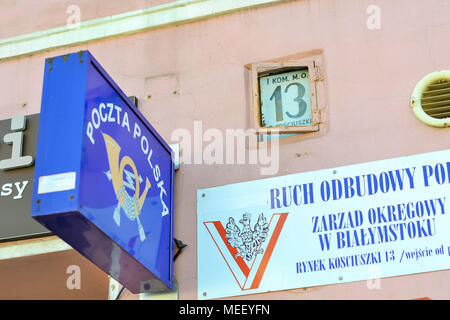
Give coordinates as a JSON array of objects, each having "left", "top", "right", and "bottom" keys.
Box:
[
  {"left": 0, "top": 239, "right": 109, "bottom": 299},
  {"left": 0, "top": 0, "right": 176, "bottom": 38},
  {"left": 1, "top": 0, "right": 450, "bottom": 299}
]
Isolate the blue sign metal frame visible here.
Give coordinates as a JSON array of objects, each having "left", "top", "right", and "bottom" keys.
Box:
[{"left": 31, "top": 51, "right": 174, "bottom": 293}]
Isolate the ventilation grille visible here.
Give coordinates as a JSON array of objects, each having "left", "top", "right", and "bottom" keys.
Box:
[{"left": 421, "top": 79, "right": 450, "bottom": 119}]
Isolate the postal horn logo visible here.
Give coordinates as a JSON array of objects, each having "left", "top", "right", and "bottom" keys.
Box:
[
  {"left": 204, "top": 212, "right": 288, "bottom": 290},
  {"left": 102, "top": 133, "right": 151, "bottom": 242}
]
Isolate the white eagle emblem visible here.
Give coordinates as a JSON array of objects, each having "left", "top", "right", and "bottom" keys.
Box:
[{"left": 225, "top": 213, "right": 269, "bottom": 261}]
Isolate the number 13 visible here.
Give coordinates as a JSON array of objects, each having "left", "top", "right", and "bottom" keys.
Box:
[{"left": 269, "top": 82, "right": 307, "bottom": 122}]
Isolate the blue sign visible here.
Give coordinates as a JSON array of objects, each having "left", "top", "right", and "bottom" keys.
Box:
[{"left": 31, "top": 51, "right": 174, "bottom": 293}]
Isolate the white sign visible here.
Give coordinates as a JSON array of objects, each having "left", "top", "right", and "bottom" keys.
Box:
[
  {"left": 38, "top": 171, "right": 76, "bottom": 194},
  {"left": 197, "top": 148, "right": 450, "bottom": 299},
  {"left": 259, "top": 69, "right": 312, "bottom": 128}
]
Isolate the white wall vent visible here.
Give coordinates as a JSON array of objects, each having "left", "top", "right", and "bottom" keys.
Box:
[{"left": 411, "top": 70, "right": 450, "bottom": 127}]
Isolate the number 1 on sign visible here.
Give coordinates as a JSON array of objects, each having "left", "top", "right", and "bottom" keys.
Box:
[{"left": 270, "top": 86, "right": 283, "bottom": 122}]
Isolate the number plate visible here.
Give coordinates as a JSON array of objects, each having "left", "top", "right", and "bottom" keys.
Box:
[{"left": 259, "top": 69, "right": 312, "bottom": 128}]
